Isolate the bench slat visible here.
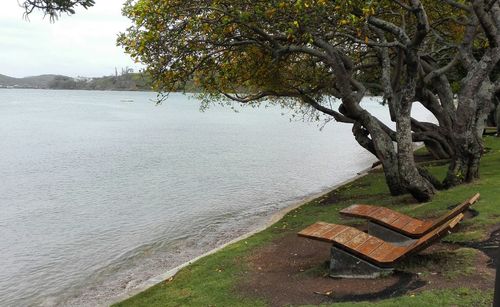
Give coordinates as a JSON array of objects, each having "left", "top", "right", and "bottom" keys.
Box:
[
  {"left": 355, "top": 236, "right": 385, "bottom": 256},
  {"left": 372, "top": 208, "right": 400, "bottom": 225},
  {"left": 390, "top": 215, "right": 414, "bottom": 230},
  {"left": 298, "top": 213, "right": 464, "bottom": 267},
  {"left": 334, "top": 227, "right": 364, "bottom": 244},
  {"left": 340, "top": 193, "right": 479, "bottom": 238},
  {"left": 401, "top": 219, "right": 424, "bottom": 234},
  {"left": 344, "top": 232, "right": 372, "bottom": 249},
  {"left": 322, "top": 224, "right": 347, "bottom": 240},
  {"left": 369, "top": 242, "right": 399, "bottom": 261}
]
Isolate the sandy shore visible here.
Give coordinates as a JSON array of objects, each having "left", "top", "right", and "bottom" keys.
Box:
[{"left": 105, "top": 164, "right": 376, "bottom": 306}]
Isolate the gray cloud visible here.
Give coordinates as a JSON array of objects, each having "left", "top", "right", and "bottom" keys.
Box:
[{"left": 0, "top": 0, "right": 139, "bottom": 78}]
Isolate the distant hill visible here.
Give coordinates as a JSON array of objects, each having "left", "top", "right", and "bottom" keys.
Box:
[
  {"left": 0, "top": 74, "right": 65, "bottom": 89},
  {"left": 0, "top": 73, "right": 153, "bottom": 91}
]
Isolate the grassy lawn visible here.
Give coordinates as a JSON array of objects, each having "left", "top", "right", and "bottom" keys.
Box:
[{"left": 115, "top": 136, "right": 499, "bottom": 307}]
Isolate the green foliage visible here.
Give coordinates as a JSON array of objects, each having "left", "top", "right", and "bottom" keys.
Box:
[
  {"left": 22, "top": 0, "right": 95, "bottom": 19},
  {"left": 118, "top": 0, "right": 468, "bottom": 104},
  {"left": 49, "top": 76, "right": 77, "bottom": 89}
]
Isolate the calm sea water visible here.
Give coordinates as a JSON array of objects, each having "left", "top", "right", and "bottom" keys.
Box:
[{"left": 0, "top": 89, "right": 433, "bottom": 306}]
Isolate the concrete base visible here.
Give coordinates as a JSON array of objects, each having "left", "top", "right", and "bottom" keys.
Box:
[
  {"left": 330, "top": 246, "right": 394, "bottom": 278},
  {"left": 368, "top": 222, "right": 417, "bottom": 246}
]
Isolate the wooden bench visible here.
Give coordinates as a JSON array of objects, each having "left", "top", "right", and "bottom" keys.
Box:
[
  {"left": 339, "top": 193, "right": 479, "bottom": 238},
  {"left": 298, "top": 213, "right": 463, "bottom": 273}
]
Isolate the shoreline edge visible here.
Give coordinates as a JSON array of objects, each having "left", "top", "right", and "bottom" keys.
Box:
[{"left": 105, "top": 164, "right": 377, "bottom": 306}]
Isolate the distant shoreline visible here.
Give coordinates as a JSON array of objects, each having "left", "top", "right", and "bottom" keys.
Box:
[
  {"left": 0, "top": 73, "right": 202, "bottom": 92},
  {"left": 0, "top": 86, "right": 153, "bottom": 92}
]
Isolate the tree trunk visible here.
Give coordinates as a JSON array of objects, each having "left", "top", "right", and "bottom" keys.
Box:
[
  {"left": 382, "top": 158, "right": 407, "bottom": 196},
  {"left": 444, "top": 83, "right": 492, "bottom": 186},
  {"left": 396, "top": 104, "right": 436, "bottom": 202},
  {"left": 496, "top": 101, "right": 500, "bottom": 136},
  {"left": 352, "top": 117, "right": 406, "bottom": 196},
  {"left": 487, "top": 105, "right": 496, "bottom": 127},
  {"left": 392, "top": 39, "right": 437, "bottom": 202},
  {"left": 423, "top": 139, "right": 452, "bottom": 160},
  {"left": 487, "top": 94, "right": 499, "bottom": 129},
  {"left": 445, "top": 139, "right": 482, "bottom": 186}
]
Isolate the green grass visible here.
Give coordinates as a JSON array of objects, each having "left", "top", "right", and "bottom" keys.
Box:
[
  {"left": 311, "top": 288, "right": 493, "bottom": 307},
  {"left": 114, "top": 136, "right": 499, "bottom": 307},
  {"left": 396, "top": 247, "right": 478, "bottom": 279}
]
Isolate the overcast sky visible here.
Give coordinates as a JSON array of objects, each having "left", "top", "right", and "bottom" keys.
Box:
[{"left": 0, "top": 0, "right": 139, "bottom": 78}]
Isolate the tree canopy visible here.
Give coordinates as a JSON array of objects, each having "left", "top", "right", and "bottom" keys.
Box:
[
  {"left": 21, "top": 0, "right": 95, "bottom": 19},
  {"left": 119, "top": 0, "right": 500, "bottom": 202}
]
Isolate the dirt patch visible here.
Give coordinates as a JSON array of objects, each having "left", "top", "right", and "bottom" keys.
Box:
[
  {"left": 316, "top": 191, "right": 347, "bottom": 205},
  {"left": 461, "top": 207, "right": 480, "bottom": 219},
  {"left": 396, "top": 244, "right": 495, "bottom": 291},
  {"left": 237, "top": 232, "right": 495, "bottom": 306},
  {"left": 387, "top": 195, "right": 419, "bottom": 206},
  {"left": 458, "top": 227, "right": 500, "bottom": 267}
]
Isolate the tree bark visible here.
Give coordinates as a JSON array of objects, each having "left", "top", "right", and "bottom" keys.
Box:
[
  {"left": 352, "top": 120, "right": 406, "bottom": 196},
  {"left": 411, "top": 119, "right": 454, "bottom": 159},
  {"left": 423, "top": 139, "right": 452, "bottom": 160},
  {"left": 487, "top": 101, "right": 497, "bottom": 127},
  {"left": 444, "top": 83, "right": 493, "bottom": 186},
  {"left": 496, "top": 99, "right": 500, "bottom": 136},
  {"left": 396, "top": 103, "right": 437, "bottom": 202}
]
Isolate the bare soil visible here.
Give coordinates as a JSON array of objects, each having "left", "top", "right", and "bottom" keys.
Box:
[
  {"left": 237, "top": 230, "right": 496, "bottom": 307},
  {"left": 459, "top": 227, "right": 500, "bottom": 267}
]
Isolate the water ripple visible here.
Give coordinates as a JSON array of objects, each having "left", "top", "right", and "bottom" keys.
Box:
[{"left": 0, "top": 89, "right": 436, "bottom": 306}]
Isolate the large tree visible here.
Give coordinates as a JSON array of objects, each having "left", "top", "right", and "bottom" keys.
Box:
[
  {"left": 414, "top": 0, "right": 500, "bottom": 186},
  {"left": 119, "top": 0, "right": 500, "bottom": 202},
  {"left": 356, "top": 0, "right": 500, "bottom": 187}
]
